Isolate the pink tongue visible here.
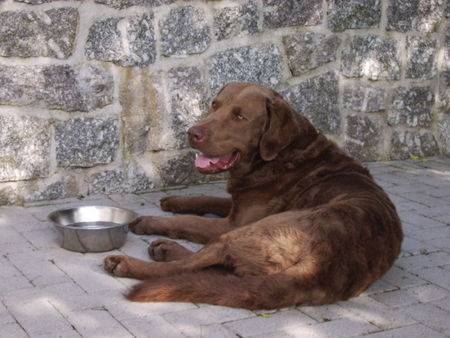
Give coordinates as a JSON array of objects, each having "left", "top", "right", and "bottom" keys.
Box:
[{"left": 195, "top": 154, "right": 221, "bottom": 169}]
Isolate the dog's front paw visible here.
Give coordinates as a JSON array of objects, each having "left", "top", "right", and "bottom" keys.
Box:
[
  {"left": 160, "top": 196, "right": 182, "bottom": 212},
  {"left": 129, "top": 216, "right": 156, "bottom": 235},
  {"left": 104, "top": 255, "right": 131, "bottom": 277}
]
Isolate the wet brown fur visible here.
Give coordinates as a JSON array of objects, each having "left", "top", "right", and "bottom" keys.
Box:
[{"left": 104, "top": 82, "right": 403, "bottom": 309}]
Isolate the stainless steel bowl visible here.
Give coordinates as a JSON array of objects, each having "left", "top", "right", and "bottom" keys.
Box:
[{"left": 48, "top": 205, "right": 138, "bottom": 253}]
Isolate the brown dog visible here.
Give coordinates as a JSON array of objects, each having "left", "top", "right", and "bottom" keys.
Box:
[{"left": 104, "top": 82, "right": 403, "bottom": 309}]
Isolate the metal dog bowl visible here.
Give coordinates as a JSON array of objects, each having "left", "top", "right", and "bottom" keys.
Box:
[{"left": 48, "top": 206, "right": 138, "bottom": 253}]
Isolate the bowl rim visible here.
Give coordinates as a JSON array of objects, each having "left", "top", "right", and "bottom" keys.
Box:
[{"left": 48, "top": 205, "right": 138, "bottom": 230}]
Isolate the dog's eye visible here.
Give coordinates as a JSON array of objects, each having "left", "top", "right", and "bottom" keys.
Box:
[
  {"left": 211, "top": 101, "right": 218, "bottom": 111},
  {"left": 232, "top": 108, "right": 245, "bottom": 120}
]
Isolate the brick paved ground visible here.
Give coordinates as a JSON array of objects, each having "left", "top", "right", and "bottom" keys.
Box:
[{"left": 0, "top": 157, "right": 449, "bottom": 338}]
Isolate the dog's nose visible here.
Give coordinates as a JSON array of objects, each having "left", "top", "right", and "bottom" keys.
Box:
[{"left": 188, "top": 126, "right": 206, "bottom": 144}]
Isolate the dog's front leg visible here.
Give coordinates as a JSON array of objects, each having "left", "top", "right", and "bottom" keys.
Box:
[{"left": 129, "top": 216, "right": 232, "bottom": 243}]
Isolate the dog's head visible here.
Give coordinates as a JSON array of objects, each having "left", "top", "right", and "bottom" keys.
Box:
[{"left": 188, "top": 82, "right": 311, "bottom": 175}]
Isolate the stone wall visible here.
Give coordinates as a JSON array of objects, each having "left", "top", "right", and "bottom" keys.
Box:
[{"left": 0, "top": 0, "right": 449, "bottom": 205}]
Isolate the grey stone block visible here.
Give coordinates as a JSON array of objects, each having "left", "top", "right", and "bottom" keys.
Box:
[
  {"left": 406, "top": 37, "right": 437, "bottom": 79},
  {"left": 20, "top": 176, "right": 79, "bottom": 202},
  {"left": 160, "top": 6, "right": 210, "bottom": 56},
  {"left": 341, "top": 35, "right": 400, "bottom": 80},
  {"left": 214, "top": 1, "right": 259, "bottom": 40},
  {"left": 283, "top": 32, "right": 341, "bottom": 76},
  {"left": 391, "top": 131, "right": 440, "bottom": 160},
  {"left": 0, "top": 8, "right": 78, "bottom": 59},
  {"left": 88, "top": 166, "right": 153, "bottom": 194},
  {"left": 387, "top": 0, "right": 443, "bottom": 32},
  {"left": 55, "top": 117, "right": 119, "bottom": 168},
  {"left": 0, "top": 186, "right": 23, "bottom": 206},
  {"left": 263, "top": 0, "right": 323, "bottom": 28},
  {"left": 436, "top": 119, "right": 450, "bottom": 156},
  {"left": 327, "top": 0, "right": 381, "bottom": 32},
  {"left": 95, "top": 0, "right": 174, "bottom": 9},
  {"left": 167, "top": 67, "right": 209, "bottom": 149},
  {"left": 343, "top": 85, "right": 386, "bottom": 113},
  {"left": 281, "top": 71, "right": 340, "bottom": 134},
  {"left": 344, "top": 115, "right": 382, "bottom": 161},
  {"left": 119, "top": 70, "right": 170, "bottom": 154},
  {"left": 208, "top": 44, "right": 282, "bottom": 93},
  {"left": 14, "top": 0, "right": 73, "bottom": 3},
  {"left": 86, "top": 13, "right": 156, "bottom": 67},
  {"left": 0, "top": 64, "right": 113, "bottom": 112},
  {"left": 152, "top": 151, "right": 204, "bottom": 186},
  {"left": 0, "top": 115, "right": 50, "bottom": 182},
  {"left": 388, "top": 87, "right": 434, "bottom": 128}
]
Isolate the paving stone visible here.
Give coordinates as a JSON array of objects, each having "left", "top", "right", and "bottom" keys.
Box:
[
  {"left": 387, "top": 0, "right": 443, "bottom": 32},
  {"left": 405, "top": 226, "right": 450, "bottom": 242},
  {"left": 338, "top": 296, "right": 416, "bottom": 329},
  {"left": 401, "top": 236, "right": 437, "bottom": 256},
  {"left": 65, "top": 309, "right": 133, "bottom": 338},
  {"left": 396, "top": 252, "right": 450, "bottom": 271},
  {"left": 370, "top": 289, "right": 419, "bottom": 308},
  {"left": 51, "top": 254, "right": 125, "bottom": 293},
  {"left": 6, "top": 251, "right": 71, "bottom": 287},
  {"left": 0, "top": 323, "right": 28, "bottom": 338},
  {"left": 3, "top": 293, "right": 74, "bottom": 336},
  {"left": 213, "top": 1, "right": 259, "bottom": 40},
  {"left": 55, "top": 117, "right": 119, "bottom": 168},
  {"left": 283, "top": 32, "right": 341, "bottom": 75},
  {"left": 263, "top": 0, "right": 323, "bottom": 28},
  {"left": 365, "top": 323, "right": 446, "bottom": 338},
  {"left": 120, "top": 316, "right": 184, "bottom": 338},
  {"left": 298, "top": 303, "right": 351, "bottom": 322},
  {"left": 327, "top": 0, "right": 381, "bottom": 31},
  {"left": 281, "top": 72, "right": 340, "bottom": 134},
  {"left": 407, "top": 272, "right": 450, "bottom": 296},
  {"left": 399, "top": 212, "right": 445, "bottom": 229},
  {"left": 160, "top": 5, "right": 210, "bottom": 56},
  {"left": 208, "top": 44, "right": 282, "bottom": 93},
  {"left": 164, "top": 305, "right": 255, "bottom": 337},
  {"left": 361, "top": 279, "right": 398, "bottom": 296},
  {"left": 0, "top": 8, "right": 78, "bottom": 59},
  {"left": 224, "top": 310, "right": 316, "bottom": 337},
  {"left": 432, "top": 297, "right": 450, "bottom": 312},
  {"left": 402, "top": 303, "right": 450, "bottom": 335},
  {"left": 294, "top": 317, "right": 378, "bottom": 337},
  {"left": 341, "top": 35, "right": 400, "bottom": 80},
  {"left": 86, "top": 13, "right": 155, "bottom": 67}
]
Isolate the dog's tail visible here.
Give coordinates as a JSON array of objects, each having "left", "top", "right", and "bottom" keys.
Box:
[{"left": 125, "top": 271, "right": 319, "bottom": 309}]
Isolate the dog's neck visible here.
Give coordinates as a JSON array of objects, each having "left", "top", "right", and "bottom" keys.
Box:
[{"left": 227, "top": 126, "right": 332, "bottom": 192}]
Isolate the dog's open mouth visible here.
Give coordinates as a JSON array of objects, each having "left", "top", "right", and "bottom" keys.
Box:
[{"left": 194, "top": 151, "right": 240, "bottom": 174}]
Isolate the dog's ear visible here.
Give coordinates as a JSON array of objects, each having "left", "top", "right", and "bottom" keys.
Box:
[{"left": 259, "top": 91, "right": 300, "bottom": 161}]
